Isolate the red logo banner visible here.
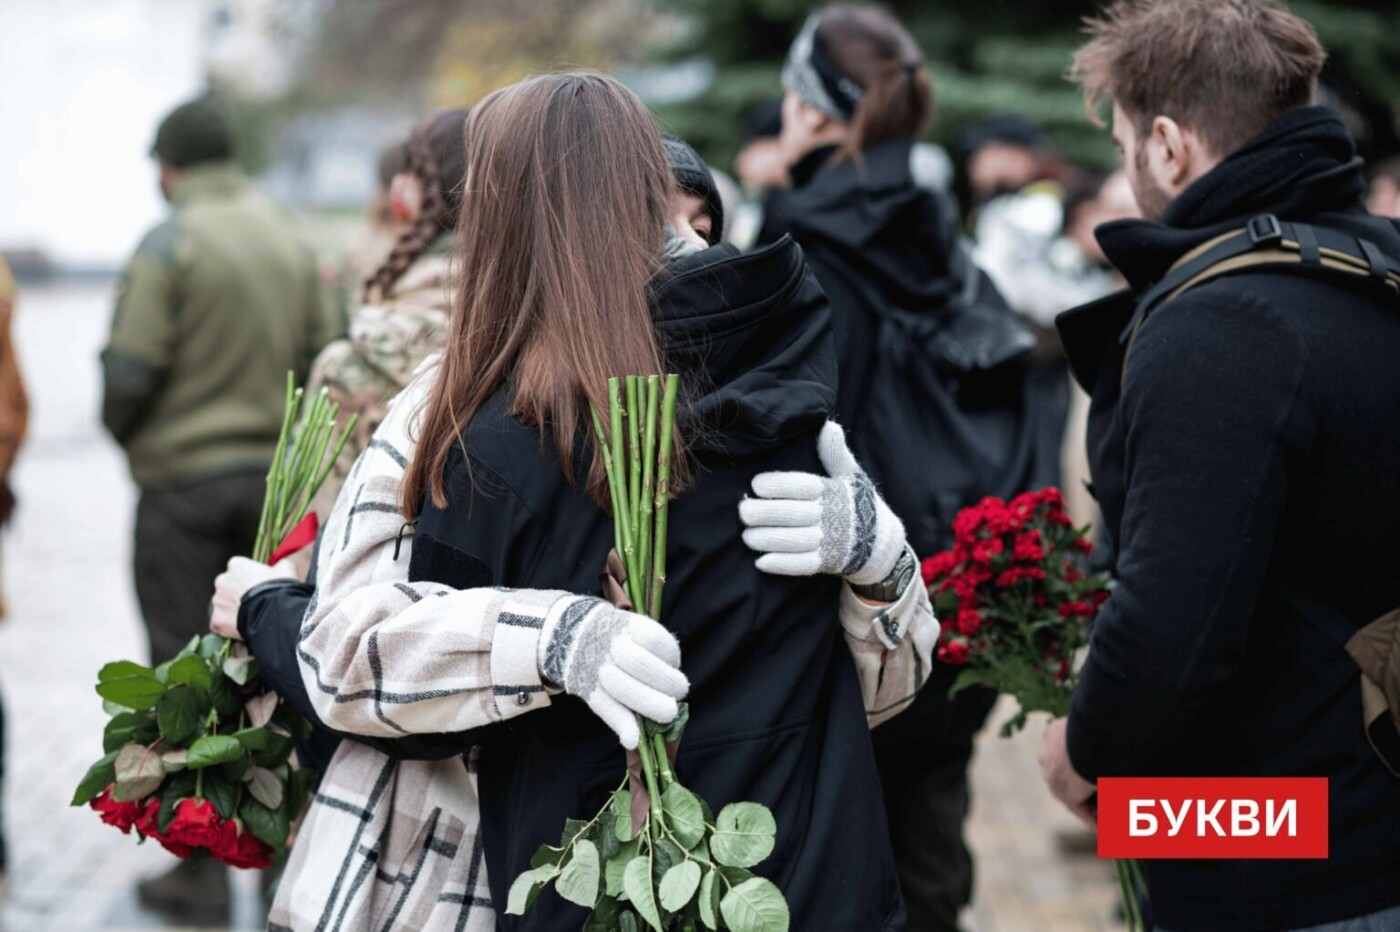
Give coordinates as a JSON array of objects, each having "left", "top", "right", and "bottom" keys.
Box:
[{"left": 1097, "top": 777, "right": 1328, "bottom": 859}]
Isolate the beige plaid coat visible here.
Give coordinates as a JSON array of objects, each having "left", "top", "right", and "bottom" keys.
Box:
[{"left": 270, "top": 367, "right": 937, "bottom": 931}]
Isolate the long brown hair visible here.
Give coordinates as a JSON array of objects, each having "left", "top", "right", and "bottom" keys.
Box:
[
  {"left": 363, "top": 108, "right": 471, "bottom": 301},
  {"left": 817, "top": 5, "right": 932, "bottom": 161},
  {"left": 401, "top": 72, "right": 680, "bottom": 518}
]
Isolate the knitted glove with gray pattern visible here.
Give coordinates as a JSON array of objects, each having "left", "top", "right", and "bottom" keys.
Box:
[
  {"left": 740, "top": 421, "right": 906, "bottom": 586},
  {"left": 537, "top": 596, "right": 689, "bottom": 749}
]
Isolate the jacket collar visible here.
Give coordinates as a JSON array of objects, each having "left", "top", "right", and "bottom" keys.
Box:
[
  {"left": 1096, "top": 106, "right": 1365, "bottom": 292},
  {"left": 170, "top": 161, "right": 249, "bottom": 205},
  {"left": 653, "top": 237, "right": 836, "bottom": 456}
]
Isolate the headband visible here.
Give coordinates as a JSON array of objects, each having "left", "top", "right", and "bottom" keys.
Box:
[{"left": 782, "top": 15, "right": 865, "bottom": 122}]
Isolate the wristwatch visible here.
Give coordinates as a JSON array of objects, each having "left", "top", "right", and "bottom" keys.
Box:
[{"left": 851, "top": 545, "right": 916, "bottom": 603}]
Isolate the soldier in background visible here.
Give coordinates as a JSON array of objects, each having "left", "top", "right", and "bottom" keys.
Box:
[
  {"left": 100, "top": 96, "right": 341, "bottom": 923},
  {"left": 306, "top": 108, "right": 469, "bottom": 519}
]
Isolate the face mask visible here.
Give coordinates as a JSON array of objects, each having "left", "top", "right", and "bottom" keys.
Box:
[{"left": 662, "top": 225, "right": 703, "bottom": 261}]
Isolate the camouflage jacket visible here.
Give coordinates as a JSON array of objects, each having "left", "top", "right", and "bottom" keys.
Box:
[{"left": 307, "top": 237, "right": 453, "bottom": 517}]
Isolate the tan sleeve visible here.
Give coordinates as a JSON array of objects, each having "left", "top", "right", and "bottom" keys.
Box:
[{"left": 839, "top": 575, "right": 939, "bottom": 730}]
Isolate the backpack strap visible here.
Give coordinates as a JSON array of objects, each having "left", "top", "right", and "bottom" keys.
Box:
[{"left": 1120, "top": 215, "right": 1400, "bottom": 388}]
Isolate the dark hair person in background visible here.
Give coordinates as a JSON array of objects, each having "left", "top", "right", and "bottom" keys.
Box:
[
  {"left": 306, "top": 108, "right": 470, "bottom": 517},
  {"left": 1042, "top": 2, "right": 1400, "bottom": 929},
  {"left": 759, "top": 5, "right": 1061, "bottom": 929}
]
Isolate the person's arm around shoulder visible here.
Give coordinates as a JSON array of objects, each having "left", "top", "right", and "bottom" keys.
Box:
[
  {"left": 1051, "top": 288, "right": 1313, "bottom": 793},
  {"left": 102, "top": 221, "right": 180, "bottom": 444},
  {"left": 294, "top": 372, "right": 688, "bottom": 748},
  {"left": 739, "top": 421, "right": 939, "bottom": 726}
]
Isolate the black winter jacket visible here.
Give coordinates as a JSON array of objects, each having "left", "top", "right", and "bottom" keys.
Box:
[
  {"left": 761, "top": 139, "right": 1061, "bottom": 751},
  {"left": 408, "top": 238, "right": 906, "bottom": 931},
  {"left": 1058, "top": 107, "right": 1400, "bottom": 931}
]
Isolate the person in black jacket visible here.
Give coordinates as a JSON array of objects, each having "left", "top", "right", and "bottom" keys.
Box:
[
  {"left": 1040, "top": 2, "right": 1400, "bottom": 930},
  {"left": 760, "top": 6, "right": 1061, "bottom": 928}
]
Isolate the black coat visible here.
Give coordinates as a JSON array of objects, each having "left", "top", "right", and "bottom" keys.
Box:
[
  {"left": 1058, "top": 107, "right": 1400, "bottom": 931},
  {"left": 409, "top": 238, "right": 905, "bottom": 931},
  {"left": 761, "top": 140, "right": 1061, "bottom": 751}
]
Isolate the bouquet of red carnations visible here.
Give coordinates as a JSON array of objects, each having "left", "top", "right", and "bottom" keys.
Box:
[
  {"left": 925, "top": 488, "right": 1146, "bottom": 929},
  {"left": 71, "top": 375, "right": 355, "bottom": 869},
  {"left": 923, "top": 487, "right": 1109, "bottom": 736}
]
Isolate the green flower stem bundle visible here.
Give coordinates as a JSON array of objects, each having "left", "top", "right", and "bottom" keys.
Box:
[
  {"left": 507, "top": 376, "right": 790, "bottom": 932},
  {"left": 71, "top": 373, "right": 355, "bottom": 867},
  {"left": 254, "top": 373, "right": 358, "bottom": 563}
]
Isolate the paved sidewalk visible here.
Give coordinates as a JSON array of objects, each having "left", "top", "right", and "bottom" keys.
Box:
[{"left": 0, "top": 280, "right": 1122, "bottom": 931}]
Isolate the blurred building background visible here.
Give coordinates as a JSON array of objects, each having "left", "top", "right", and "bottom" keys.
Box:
[{"left": 3, "top": 0, "right": 1397, "bottom": 272}]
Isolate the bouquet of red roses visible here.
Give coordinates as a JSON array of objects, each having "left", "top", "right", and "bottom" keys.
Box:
[
  {"left": 923, "top": 487, "right": 1109, "bottom": 735},
  {"left": 71, "top": 375, "right": 354, "bottom": 869}
]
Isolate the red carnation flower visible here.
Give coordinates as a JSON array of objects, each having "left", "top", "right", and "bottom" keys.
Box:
[
  {"left": 955, "top": 609, "right": 983, "bottom": 636},
  {"left": 937, "top": 639, "right": 971, "bottom": 665},
  {"left": 1058, "top": 601, "right": 1094, "bottom": 620},
  {"left": 921, "top": 551, "right": 956, "bottom": 585},
  {"left": 90, "top": 786, "right": 142, "bottom": 834},
  {"left": 1011, "top": 530, "right": 1044, "bottom": 563}
]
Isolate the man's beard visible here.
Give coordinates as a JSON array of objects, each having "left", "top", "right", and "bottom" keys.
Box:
[{"left": 1131, "top": 148, "right": 1171, "bottom": 221}]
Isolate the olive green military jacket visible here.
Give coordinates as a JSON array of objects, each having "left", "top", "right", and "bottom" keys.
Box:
[{"left": 102, "top": 162, "right": 343, "bottom": 487}]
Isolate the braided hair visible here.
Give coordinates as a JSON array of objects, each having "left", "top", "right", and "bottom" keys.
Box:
[{"left": 363, "top": 108, "right": 470, "bottom": 302}]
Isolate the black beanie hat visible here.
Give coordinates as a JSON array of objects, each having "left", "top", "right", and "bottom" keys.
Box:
[
  {"left": 151, "top": 98, "right": 235, "bottom": 169},
  {"left": 662, "top": 134, "right": 724, "bottom": 245}
]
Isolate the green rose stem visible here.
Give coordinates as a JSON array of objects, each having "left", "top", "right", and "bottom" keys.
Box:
[
  {"left": 627, "top": 376, "right": 642, "bottom": 544},
  {"left": 650, "top": 374, "right": 679, "bottom": 620},
  {"left": 255, "top": 375, "right": 300, "bottom": 563},
  {"left": 638, "top": 376, "right": 658, "bottom": 611},
  {"left": 607, "top": 379, "right": 639, "bottom": 592}
]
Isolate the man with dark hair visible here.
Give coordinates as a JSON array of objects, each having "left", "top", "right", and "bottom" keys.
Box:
[
  {"left": 102, "top": 96, "right": 341, "bottom": 922},
  {"left": 1040, "top": 1, "right": 1400, "bottom": 930}
]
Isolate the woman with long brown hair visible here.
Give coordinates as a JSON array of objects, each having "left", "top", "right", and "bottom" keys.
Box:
[
  {"left": 760, "top": 6, "right": 1061, "bottom": 929},
  {"left": 287, "top": 72, "right": 934, "bottom": 931}
]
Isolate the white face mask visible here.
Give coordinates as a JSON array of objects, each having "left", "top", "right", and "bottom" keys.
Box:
[{"left": 662, "top": 225, "right": 703, "bottom": 261}]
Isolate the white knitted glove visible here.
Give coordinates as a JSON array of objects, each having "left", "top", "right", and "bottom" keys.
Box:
[
  {"left": 740, "top": 422, "right": 906, "bottom": 585},
  {"left": 538, "top": 596, "right": 689, "bottom": 749}
]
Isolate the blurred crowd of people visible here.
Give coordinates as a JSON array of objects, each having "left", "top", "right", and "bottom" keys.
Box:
[{"left": 2, "top": 0, "right": 1398, "bottom": 930}]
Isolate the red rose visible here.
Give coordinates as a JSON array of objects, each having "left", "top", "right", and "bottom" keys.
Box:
[
  {"left": 1092, "top": 589, "right": 1110, "bottom": 608},
  {"left": 133, "top": 798, "right": 161, "bottom": 838},
  {"left": 165, "top": 798, "right": 224, "bottom": 849},
  {"left": 90, "top": 786, "right": 142, "bottom": 834},
  {"left": 1073, "top": 536, "right": 1094, "bottom": 554},
  {"left": 132, "top": 799, "right": 195, "bottom": 858},
  {"left": 1056, "top": 657, "right": 1071, "bottom": 682},
  {"left": 211, "top": 819, "right": 273, "bottom": 870},
  {"left": 937, "top": 639, "right": 971, "bottom": 665},
  {"left": 955, "top": 609, "right": 983, "bottom": 636},
  {"left": 921, "top": 551, "right": 957, "bottom": 585}
]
